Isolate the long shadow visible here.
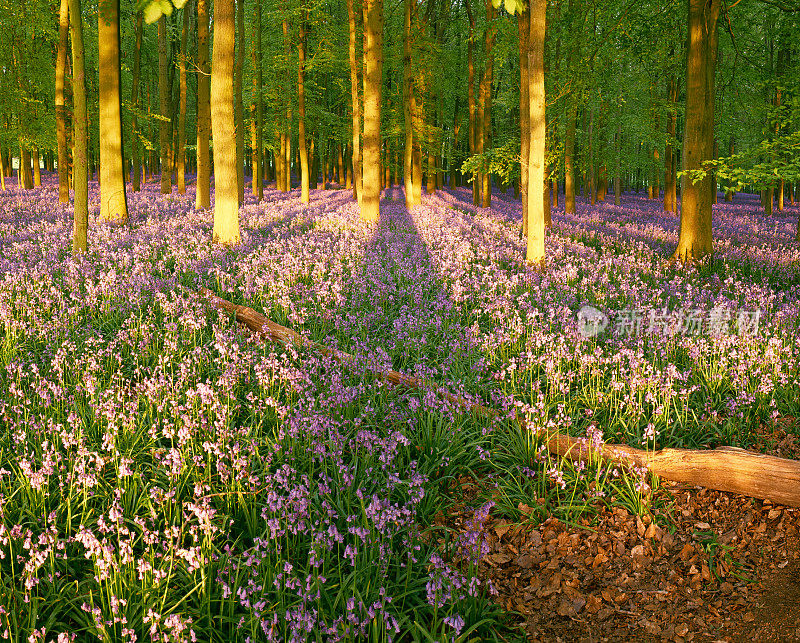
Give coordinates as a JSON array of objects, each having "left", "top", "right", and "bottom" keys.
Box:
[{"left": 338, "top": 187, "right": 468, "bottom": 382}]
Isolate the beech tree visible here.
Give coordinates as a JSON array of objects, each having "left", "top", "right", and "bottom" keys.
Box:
[{"left": 211, "top": 0, "right": 240, "bottom": 244}]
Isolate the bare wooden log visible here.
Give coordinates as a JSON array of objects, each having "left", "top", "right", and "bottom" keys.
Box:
[{"left": 200, "top": 289, "right": 800, "bottom": 508}]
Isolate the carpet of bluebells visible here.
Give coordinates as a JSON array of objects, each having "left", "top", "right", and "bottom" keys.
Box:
[{"left": 0, "top": 173, "right": 799, "bottom": 642}]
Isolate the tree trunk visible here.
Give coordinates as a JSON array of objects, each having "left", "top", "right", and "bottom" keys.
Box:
[
  {"left": 724, "top": 136, "right": 734, "bottom": 202},
  {"left": 361, "top": 0, "right": 383, "bottom": 222},
  {"left": 98, "top": 0, "right": 128, "bottom": 223},
  {"left": 69, "top": 0, "right": 87, "bottom": 253},
  {"left": 615, "top": 108, "right": 622, "bottom": 206},
  {"left": 56, "top": 0, "right": 70, "bottom": 202},
  {"left": 196, "top": 0, "right": 211, "bottom": 209},
  {"left": 211, "top": 0, "right": 240, "bottom": 244},
  {"left": 235, "top": 0, "right": 245, "bottom": 205},
  {"left": 664, "top": 76, "right": 677, "bottom": 212},
  {"left": 178, "top": 5, "right": 188, "bottom": 195},
  {"left": 347, "top": 0, "right": 362, "bottom": 204},
  {"left": 32, "top": 149, "right": 41, "bottom": 186},
  {"left": 674, "top": 0, "right": 720, "bottom": 262},
  {"left": 466, "top": 0, "right": 478, "bottom": 207},
  {"left": 519, "top": 9, "right": 530, "bottom": 236},
  {"left": 158, "top": 16, "right": 171, "bottom": 194},
  {"left": 403, "top": 0, "right": 414, "bottom": 210},
  {"left": 481, "top": 0, "right": 494, "bottom": 208},
  {"left": 526, "top": 0, "right": 546, "bottom": 264},
  {"left": 298, "top": 15, "right": 310, "bottom": 204},
  {"left": 564, "top": 99, "right": 577, "bottom": 214},
  {"left": 130, "top": 10, "right": 143, "bottom": 192},
  {"left": 251, "top": 0, "right": 262, "bottom": 200}
]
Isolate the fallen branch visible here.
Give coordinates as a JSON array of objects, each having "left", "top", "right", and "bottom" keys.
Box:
[{"left": 200, "top": 289, "right": 800, "bottom": 508}]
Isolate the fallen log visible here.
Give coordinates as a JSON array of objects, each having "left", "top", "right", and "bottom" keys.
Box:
[{"left": 201, "top": 288, "right": 800, "bottom": 508}]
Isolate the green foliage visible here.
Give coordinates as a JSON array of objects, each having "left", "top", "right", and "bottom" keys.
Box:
[{"left": 137, "top": 0, "right": 188, "bottom": 24}]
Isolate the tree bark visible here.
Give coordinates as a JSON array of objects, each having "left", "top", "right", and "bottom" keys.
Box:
[
  {"left": 403, "top": 0, "right": 414, "bottom": 210},
  {"left": 466, "top": 0, "right": 478, "bottom": 207},
  {"left": 211, "top": 0, "right": 240, "bottom": 244},
  {"left": 130, "top": 10, "right": 143, "bottom": 192},
  {"left": 298, "top": 15, "right": 310, "bottom": 203},
  {"left": 98, "top": 0, "right": 128, "bottom": 223},
  {"left": 69, "top": 0, "right": 87, "bottom": 253},
  {"left": 480, "top": 0, "right": 495, "bottom": 208},
  {"left": 56, "top": 0, "right": 70, "bottom": 202},
  {"left": 235, "top": 0, "right": 245, "bottom": 205},
  {"left": 250, "top": 0, "right": 263, "bottom": 200},
  {"left": 158, "top": 16, "right": 171, "bottom": 195},
  {"left": 519, "top": 9, "right": 530, "bottom": 236},
  {"left": 178, "top": 5, "right": 188, "bottom": 195},
  {"left": 674, "top": 0, "right": 720, "bottom": 262},
  {"left": 347, "top": 0, "right": 362, "bottom": 204},
  {"left": 361, "top": 0, "right": 383, "bottom": 222},
  {"left": 526, "top": 0, "right": 546, "bottom": 264},
  {"left": 196, "top": 0, "right": 211, "bottom": 209},
  {"left": 564, "top": 99, "right": 577, "bottom": 214}
]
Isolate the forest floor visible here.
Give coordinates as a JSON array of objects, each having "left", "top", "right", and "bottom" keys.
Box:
[
  {"left": 1, "top": 174, "right": 799, "bottom": 641},
  {"left": 446, "top": 418, "right": 800, "bottom": 642}
]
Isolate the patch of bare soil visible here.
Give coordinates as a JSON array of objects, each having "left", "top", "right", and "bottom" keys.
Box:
[{"left": 458, "top": 488, "right": 799, "bottom": 642}]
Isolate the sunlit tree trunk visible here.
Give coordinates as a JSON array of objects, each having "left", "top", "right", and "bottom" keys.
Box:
[
  {"left": 211, "top": 0, "right": 240, "bottom": 244},
  {"left": 196, "top": 0, "right": 211, "bottom": 209},
  {"left": 178, "top": 4, "right": 188, "bottom": 194},
  {"left": 347, "top": 0, "right": 362, "bottom": 204},
  {"left": 361, "top": 0, "right": 382, "bottom": 222},
  {"left": 158, "top": 16, "right": 171, "bottom": 195},
  {"left": 403, "top": 0, "right": 414, "bottom": 210},
  {"left": 130, "top": 11, "right": 143, "bottom": 192},
  {"left": 615, "top": 106, "right": 622, "bottom": 205},
  {"left": 564, "top": 99, "right": 577, "bottom": 214},
  {"left": 465, "top": 0, "right": 477, "bottom": 207},
  {"left": 250, "top": 0, "right": 262, "bottom": 200},
  {"left": 298, "top": 15, "right": 310, "bottom": 203},
  {"left": 480, "top": 0, "right": 495, "bottom": 208},
  {"left": 526, "top": 0, "right": 546, "bottom": 263},
  {"left": 664, "top": 76, "right": 677, "bottom": 212},
  {"left": 674, "top": 0, "right": 719, "bottom": 262},
  {"left": 98, "top": 0, "right": 128, "bottom": 223},
  {"left": 235, "top": 0, "right": 245, "bottom": 204},
  {"left": 56, "top": 0, "right": 70, "bottom": 202},
  {"left": 70, "top": 0, "right": 87, "bottom": 253}
]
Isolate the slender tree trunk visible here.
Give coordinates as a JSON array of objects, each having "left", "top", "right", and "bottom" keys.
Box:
[
  {"left": 466, "top": 0, "right": 477, "bottom": 207},
  {"left": 298, "top": 15, "right": 310, "bottom": 203},
  {"left": 564, "top": 99, "right": 577, "bottom": 214},
  {"left": 403, "top": 0, "right": 414, "bottom": 210},
  {"left": 588, "top": 106, "right": 595, "bottom": 205},
  {"left": 158, "top": 16, "right": 171, "bottom": 194},
  {"left": 664, "top": 76, "right": 677, "bottom": 212},
  {"left": 178, "top": 5, "right": 188, "bottom": 194},
  {"left": 361, "top": 0, "right": 383, "bottom": 221},
  {"left": 196, "top": 0, "right": 211, "bottom": 209},
  {"left": 615, "top": 106, "right": 622, "bottom": 206},
  {"left": 56, "top": 0, "right": 70, "bottom": 202},
  {"left": 480, "top": 0, "right": 495, "bottom": 208},
  {"left": 211, "top": 0, "right": 240, "bottom": 244},
  {"left": 69, "top": 0, "right": 87, "bottom": 252},
  {"left": 347, "top": 0, "right": 362, "bottom": 204},
  {"left": 250, "top": 0, "right": 263, "bottom": 200},
  {"left": 130, "top": 11, "right": 143, "bottom": 192},
  {"left": 0, "top": 147, "right": 5, "bottom": 191},
  {"left": 98, "top": 0, "right": 128, "bottom": 223},
  {"left": 674, "top": 0, "right": 720, "bottom": 262},
  {"left": 32, "top": 149, "right": 41, "bottom": 186},
  {"left": 527, "top": 0, "right": 546, "bottom": 263},
  {"left": 235, "top": 0, "right": 245, "bottom": 204},
  {"left": 519, "top": 9, "right": 530, "bottom": 235}
]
